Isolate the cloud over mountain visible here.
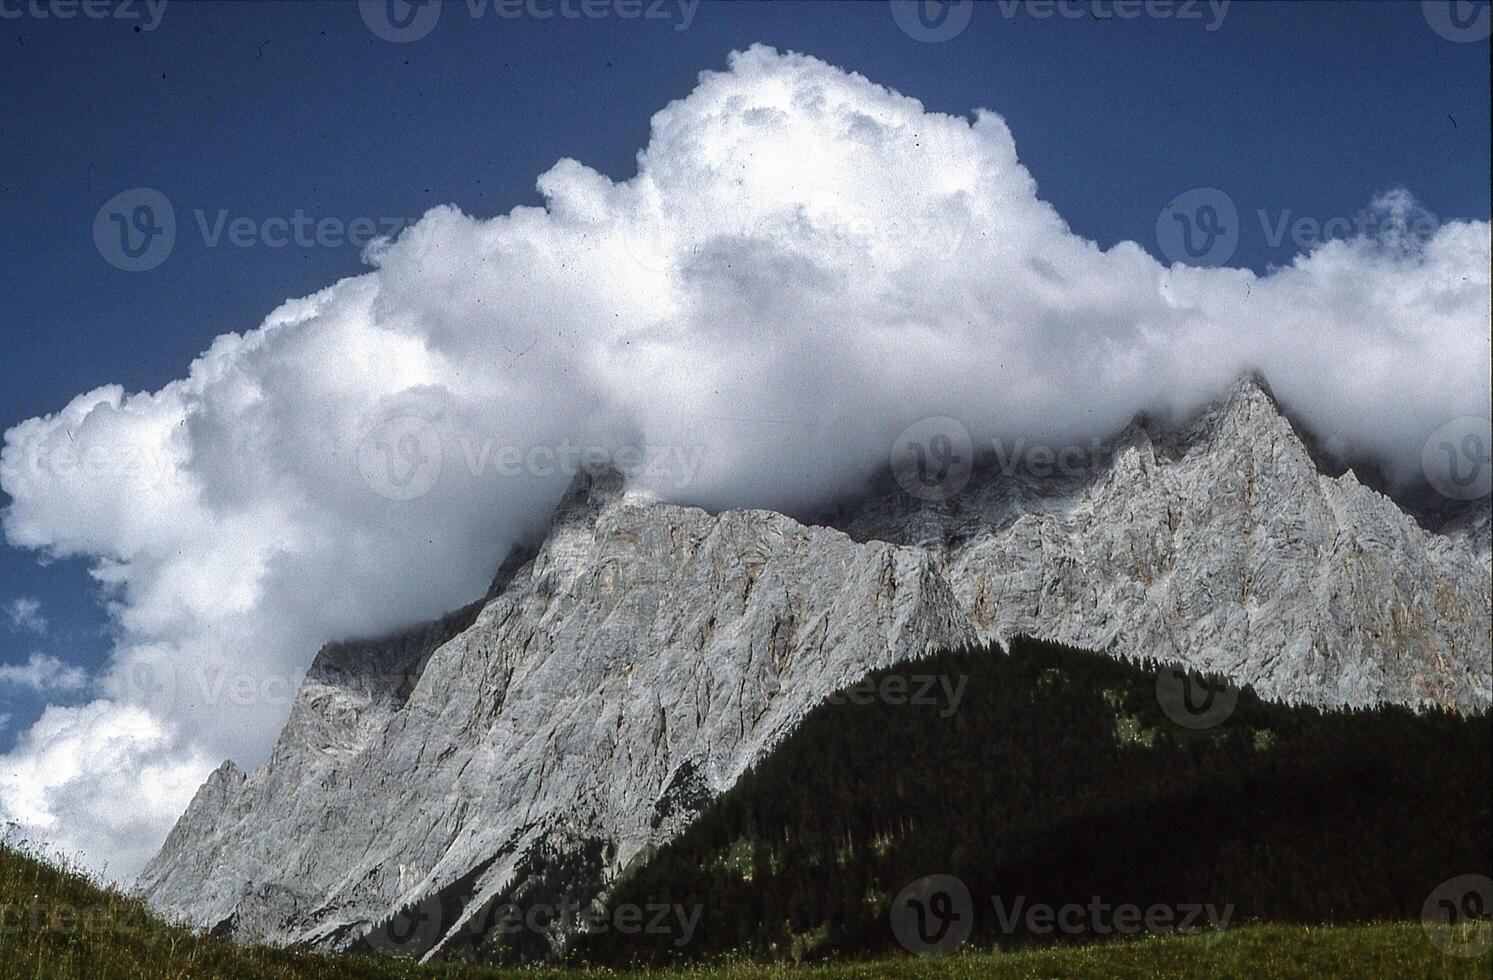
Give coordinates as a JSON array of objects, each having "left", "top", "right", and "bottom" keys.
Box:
[{"left": 1, "top": 46, "right": 1488, "bottom": 881}]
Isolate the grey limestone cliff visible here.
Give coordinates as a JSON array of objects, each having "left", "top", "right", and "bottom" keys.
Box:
[
  {"left": 840, "top": 376, "right": 1491, "bottom": 709},
  {"left": 138, "top": 375, "right": 1491, "bottom": 960},
  {"left": 140, "top": 470, "right": 978, "bottom": 957}
]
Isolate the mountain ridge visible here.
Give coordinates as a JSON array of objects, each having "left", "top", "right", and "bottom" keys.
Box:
[
  {"left": 137, "top": 374, "right": 1491, "bottom": 961},
  {"left": 140, "top": 465, "right": 981, "bottom": 959},
  {"left": 838, "top": 375, "right": 1490, "bottom": 708}
]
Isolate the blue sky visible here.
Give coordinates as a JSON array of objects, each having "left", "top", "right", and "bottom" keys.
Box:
[{"left": 1, "top": 0, "right": 1489, "bottom": 749}]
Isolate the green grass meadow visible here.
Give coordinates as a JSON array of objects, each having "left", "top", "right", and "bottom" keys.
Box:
[{"left": 3, "top": 840, "right": 1488, "bottom": 980}]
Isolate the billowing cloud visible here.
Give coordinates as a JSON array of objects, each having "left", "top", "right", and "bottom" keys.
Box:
[
  {"left": 1, "top": 46, "right": 1488, "bottom": 882},
  {"left": 5, "top": 598, "right": 47, "bottom": 635},
  {"left": 0, "top": 654, "right": 87, "bottom": 695},
  {"left": 0, "top": 700, "right": 215, "bottom": 880}
]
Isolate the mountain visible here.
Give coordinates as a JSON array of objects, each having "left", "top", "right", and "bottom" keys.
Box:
[
  {"left": 137, "top": 375, "right": 1491, "bottom": 961},
  {"left": 837, "top": 376, "right": 1491, "bottom": 709},
  {"left": 140, "top": 468, "right": 979, "bottom": 957}
]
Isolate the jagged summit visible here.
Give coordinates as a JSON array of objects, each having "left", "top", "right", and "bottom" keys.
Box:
[
  {"left": 553, "top": 465, "right": 632, "bottom": 522},
  {"left": 138, "top": 377, "right": 1491, "bottom": 963},
  {"left": 843, "top": 370, "right": 1488, "bottom": 710},
  {"left": 1230, "top": 367, "right": 1280, "bottom": 404},
  {"left": 1212, "top": 369, "right": 1289, "bottom": 423}
]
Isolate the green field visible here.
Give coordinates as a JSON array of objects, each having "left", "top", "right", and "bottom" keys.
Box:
[{"left": 3, "top": 841, "right": 1488, "bottom": 980}]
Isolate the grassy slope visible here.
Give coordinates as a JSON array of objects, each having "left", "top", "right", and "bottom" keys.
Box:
[{"left": 2, "top": 842, "right": 1487, "bottom": 980}]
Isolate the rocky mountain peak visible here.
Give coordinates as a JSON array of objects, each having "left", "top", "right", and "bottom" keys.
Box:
[
  {"left": 1169, "top": 371, "right": 1301, "bottom": 457},
  {"left": 138, "top": 375, "right": 1491, "bottom": 962},
  {"left": 1231, "top": 368, "right": 1279, "bottom": 405},
  {"left": 207, "top": 759, "right": 246, "bottom": 789},
  {"left": 553, "top": 466, "right": 632, "bottom": 525}
]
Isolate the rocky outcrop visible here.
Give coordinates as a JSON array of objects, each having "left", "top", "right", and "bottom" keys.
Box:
[
  {"left": 840, "top": 376, "right": 1491, "bottom": 709},
  {"left": 138, "top": 376, "right": 1491, "bottom": 960},
  {"left": 138, "top": 470, "right": 978, "bottom": 957}
]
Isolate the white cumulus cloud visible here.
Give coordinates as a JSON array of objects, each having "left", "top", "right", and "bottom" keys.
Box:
[
  {"left": 0, "top": 700, "right": 215, "bottom": 880},
  {"left": 0, "top": 46, "right": 1488, "bottom": 883},
  {"left": 5, "top": 597, "right": 47, "bottom": 635},
  {"left": 0, "top": 654, "right": 88, "bottom": 695}
]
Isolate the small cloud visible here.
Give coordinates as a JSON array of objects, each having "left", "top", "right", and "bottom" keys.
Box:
[
  {"left": 6, "top": 599, "right": 48, "bottom": 636},
  {"left": 0, "top": 654, "right": 88, "bottom": 695}
]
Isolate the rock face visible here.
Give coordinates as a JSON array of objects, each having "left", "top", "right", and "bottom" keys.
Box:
[
  {"left": 839, "top": 376, "right": 1492, "bottom": 710},
  {"left": 139, "top": 470, "right": 979, "bottom": 957},
  {"left": 138, "top": 376, "right": 1491, "bottom": 959}
]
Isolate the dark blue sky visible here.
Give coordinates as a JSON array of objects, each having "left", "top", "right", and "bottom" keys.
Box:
[{"left": 1, "top": 0, "right": 1488, "bottom": 745}]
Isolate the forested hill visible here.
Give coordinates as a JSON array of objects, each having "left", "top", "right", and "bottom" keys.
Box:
[{"left": 570, "top": 638, "right": 1491, "bottom": 966}]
